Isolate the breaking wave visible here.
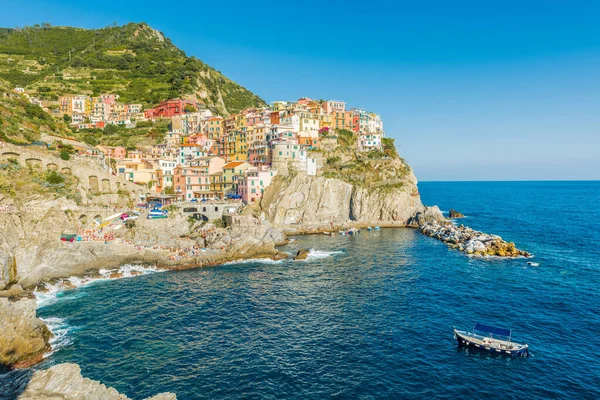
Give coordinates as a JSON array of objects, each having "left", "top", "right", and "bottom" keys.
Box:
[
  {"left": 303, "top": 249, "right": 344, "bottom": 261},
  {"left": 41, "top": 317, "right": 72, "bottom": 356},
  {"left": 223, "top": 258, "right": 285, "bottom": 266},
  {"left": 34, "top": 264, "right": 162, "bottom": 308}
]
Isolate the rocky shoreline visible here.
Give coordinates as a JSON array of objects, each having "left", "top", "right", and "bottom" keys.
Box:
[
  {"left": 0, "top": 171, "right": 532, "bottom": 398},
  {"left": 19, "top": 363, "right": 175, "bottom": 399},
  {"left": 420, "top": 220, "right": 531, "bottom": 257}
]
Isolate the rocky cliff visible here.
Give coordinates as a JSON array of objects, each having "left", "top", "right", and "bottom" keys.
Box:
[
  {"left": 0, "top": 199, "right": 286, "bottom": 290},
  {"left": 250, "top": 171, "right": 443, "bottom": 230},
  {"left": 0, "top": 298, "right": 51, "bottom": 369},
  {"left": 18, "top": 363, "right": 176, "bottom": 400}
]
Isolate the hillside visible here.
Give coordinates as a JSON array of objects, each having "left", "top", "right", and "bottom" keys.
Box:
[
  {"left": 0, "top": 78, "right": 70, "bottom": 144},
  {"left": 0, "top": 23, "right": 266, "bottom": 114}
]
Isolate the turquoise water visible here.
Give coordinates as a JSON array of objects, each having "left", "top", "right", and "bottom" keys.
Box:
[{"left": 5, "top": 181, "right": 600, "bottom": 399}]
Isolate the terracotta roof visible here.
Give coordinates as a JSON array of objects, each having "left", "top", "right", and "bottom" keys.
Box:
[{"left": 224, "top": 162, "right": 246, "bottom": 169}]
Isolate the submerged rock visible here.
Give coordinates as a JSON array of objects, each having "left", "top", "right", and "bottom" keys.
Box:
[
  {"left": 18, "top": 363, "right": 177, "bottom": 399},
  {"left": 0, "top": 298, "right": 52, "bottom": 369},
  {"left": 449, "top": 209, "right": 465, "bottom": 218}
]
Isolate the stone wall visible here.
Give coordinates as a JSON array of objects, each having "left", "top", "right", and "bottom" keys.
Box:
[{"left": 0, "top": 143, "right": 144, "bottom": 196}]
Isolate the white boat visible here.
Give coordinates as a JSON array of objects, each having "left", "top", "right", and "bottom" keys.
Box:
[{"left": 453, "top": 323, "right": 529, "bottom": 357}]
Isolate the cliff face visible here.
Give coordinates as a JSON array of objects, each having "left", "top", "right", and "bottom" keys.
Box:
[
  {"left": 0, "top": 298, "right": 51, "bottom": 369},
  {"left": 253, "top": 171, "right": 442, "bottom": 229},
  {"left": 257, "top": 175, "right": 353, "bottom": 225}
]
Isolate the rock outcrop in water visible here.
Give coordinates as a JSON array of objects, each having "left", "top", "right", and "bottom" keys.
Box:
[
  {"left": 294, "top": 249, "right": 310, "bottom": 260},
  {"left": 449, "top": 209, "right": 465, "bottom": 218},
  {"left": 420, "top": 221, "right": 531, "bottom": 257},
  {"left": 18, "top": 363, "right": 176, "bottom": 399},
  {"left": 0, "top": 298, "right": 51, "bottom": 369}
]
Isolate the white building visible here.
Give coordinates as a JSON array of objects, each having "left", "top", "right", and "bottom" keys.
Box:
[
  {"left": 179, "top": 144, "right": 207, "bottom": 166},
  {"left": 358, "top": 133, "right": 382, "bottom": 152},
  {"left": 158, "top": 159, "right": 177, "bottom": 189},
  {"left": 280, "top": 114, "right": 300, "bottom": 133}
]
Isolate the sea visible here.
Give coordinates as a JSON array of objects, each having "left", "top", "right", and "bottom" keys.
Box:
[{"left": 2, "top": 181, "right": 600, "bottom": 399}]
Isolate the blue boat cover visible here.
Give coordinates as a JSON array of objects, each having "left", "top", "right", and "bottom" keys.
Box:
[{"left": 474, "top": 323, "right": 511, "bottom": 337}]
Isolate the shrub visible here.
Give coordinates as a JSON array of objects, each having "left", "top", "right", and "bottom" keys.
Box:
[
  {"left": 367, "top": 149, "right": 386, "bottom": 159},
  {"left": 59, "top": 150, "right": 70, "bottom": 160},
  {"left": 382, "top": 138, "right": 399, "bottom": 159},
  {"left": 336, "top": 129, "right": 357, "bottom": 147},
  {"left": 326, "top": 156, "right": 341, "bottom": 165},
  {"left": 45, "top": 171, "right": 65, "bottom": 184}
]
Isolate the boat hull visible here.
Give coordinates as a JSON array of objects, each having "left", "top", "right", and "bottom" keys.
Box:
[{"left": 454, "top": 329, "right": 529, "bottom": 357}]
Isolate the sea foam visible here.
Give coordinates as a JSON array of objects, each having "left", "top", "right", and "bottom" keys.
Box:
[
  {"left": 41, "top": 316, "right": 72, "bottom": 356},
  {"left": 302, "top": 249, "right": 344, "bottom": 261},
  {"left": 34, "top": 264, "right": 162, "bottom": 308}
]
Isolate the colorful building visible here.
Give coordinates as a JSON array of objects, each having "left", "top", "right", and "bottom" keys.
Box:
[{"left": 238, "top": 167, "right": 278, "bottom": 203}]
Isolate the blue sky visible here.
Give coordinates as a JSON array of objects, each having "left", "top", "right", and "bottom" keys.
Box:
[{"left": 2, "top": 0, "right": 599, "bottom": 180}]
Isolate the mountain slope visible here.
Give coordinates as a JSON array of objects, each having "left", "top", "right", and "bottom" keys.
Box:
[
  {"left": 0, "top": 78, "right": 70, "bottom": 144},
  {"left": 0, "top": 23, "right": 265, "bottom": 114}
]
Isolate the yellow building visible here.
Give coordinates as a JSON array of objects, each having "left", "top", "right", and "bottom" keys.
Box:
[
  {"left": 223, "top": 161, "right": 250, "bottom": 192},
  {"left": 318, "top": 114, "right": 334, "bottom": 130},
  {"left": 205, "top": 117, "right": 224, "bottom": 140}
]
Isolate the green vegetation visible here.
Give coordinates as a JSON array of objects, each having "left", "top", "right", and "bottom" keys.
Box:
[
  {"left": 319, "top": 136, "right": 411, "bottom": 189},
  {"left": 59, "top": 149, "right": 70, "bottom": 160},
  {"left": 0, "top": 78, "right": 69, "bottom": 144},
  {"left": 335, "top": 129, "right": 357, "bottom": 147},
  {"left": 0, "top": 159, "right": 80, "bottom": 202},
  {"left": 382, "top": 137, "right": 399, "bottom": 158},
  {"left": 45, "top": 170, "right": 65, "bottom": 184},
  {"left": 326, "top": 155, "right": 341, "bottom": 165},
  {"left": 0, "top": 23, "right": 266, "bottom": 114},
  {"left": 74, "top": 118, "right": 170, "bottom": 148}
]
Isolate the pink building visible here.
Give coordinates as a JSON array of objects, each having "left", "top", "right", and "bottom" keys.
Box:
[
  {"left": 113, "top": 146, "right": 126, "bottom": 159},
  {"left": 238, "top": 167, "right": 277, "bottom": 203}
]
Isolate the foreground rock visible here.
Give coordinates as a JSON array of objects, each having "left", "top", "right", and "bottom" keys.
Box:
[
  {"left": 0, "top": 298, "right": 52, "bottom": 369},
  {"left": 18, "top": 363, "right": 176, "bottom": 400},
  {"left": 449, "top": 209, "right": 465, "bottom": 218},
  {"left": 420, "top": 221, "right": 530, "bottom": 258}
]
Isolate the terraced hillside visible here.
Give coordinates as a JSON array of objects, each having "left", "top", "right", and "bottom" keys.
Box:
[{"left": 0, "top": 23, "right": 266, "bottom": 114}]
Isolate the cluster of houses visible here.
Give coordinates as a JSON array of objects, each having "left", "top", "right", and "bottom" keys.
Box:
[
  {"left": 58, "top": 94, "right": 144, "bottom": 128},
  {"left": 15, "top": 86, "right": 386, "bottom": 204},
  {"left": 96, "top": 97, "right": 385, "bottom": 203}
]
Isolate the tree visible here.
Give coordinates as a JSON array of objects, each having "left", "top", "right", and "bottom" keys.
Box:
[
  {"left": 117, "top": 57, "right": 129, "bottom": 70},
  {"left": 156, "top": 62, "right": 167, "bottom": 75},
  {"left": 59, "top": 150, "right": 70, "bottom": 160},
  {"left": 63, "top": 114, "right": 72, "bottom": 123},
  {"left": 104, "top": 124, "right": 118, "bottom": 135}
]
